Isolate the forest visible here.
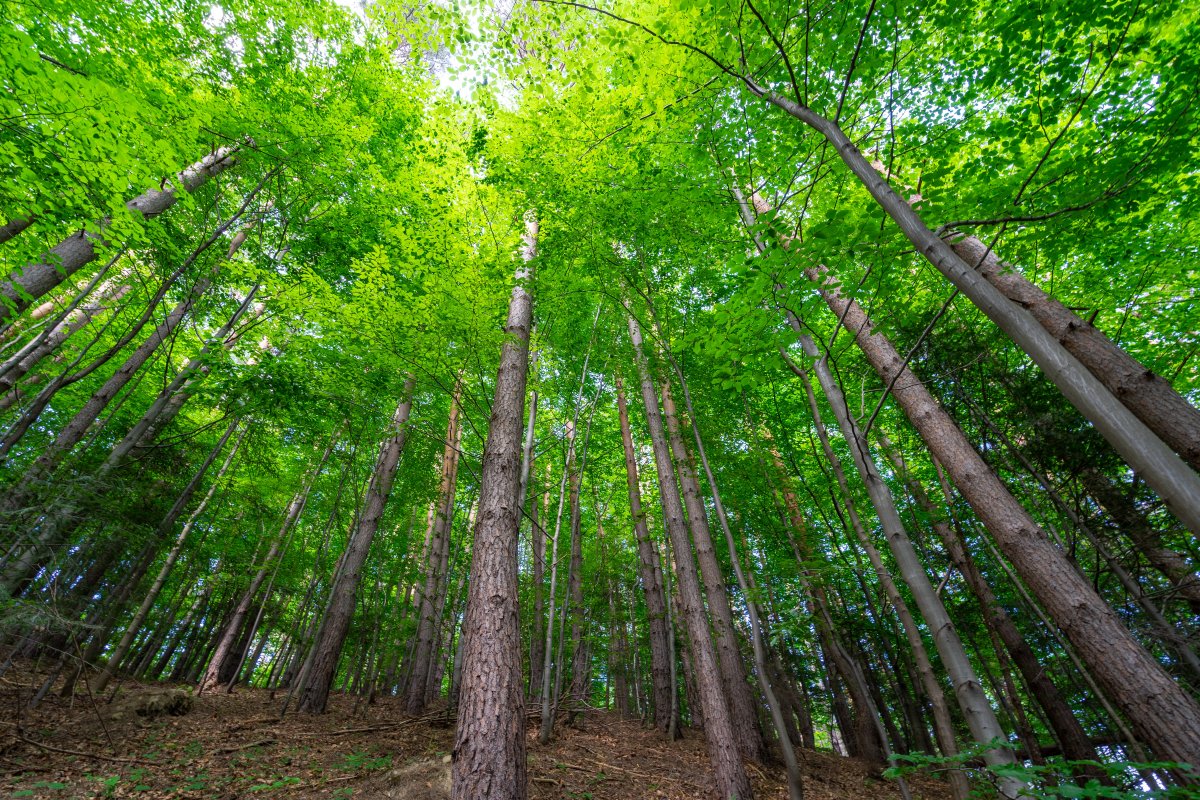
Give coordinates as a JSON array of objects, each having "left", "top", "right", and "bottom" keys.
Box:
[{"left": 0, "top": 0, "right": 1198, "bottom": 798}]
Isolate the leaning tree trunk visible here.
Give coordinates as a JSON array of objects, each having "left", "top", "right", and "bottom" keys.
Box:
[
  {"left": 627, "top": 310, "right": 753, "bottom": 800},
  {"left": 792, "top": 332, "right": 1020, "bottom": 795},
  {"left": 0, "top": 267, "right": 132, "bottom": 397},
  {"left": 92, "top": 417, "right": 245, "bottom": 693},
  {"left": 298, "top": 377, "right": 416, "bottom": 714},
  {"left": 949, "top": 234, "right": 1200, "bottom": 472},
  {"left": 451, "top": 212, "right": 536, "bottom": 800},
  {"left": 406, "top": 385, "right": 462, "bottom": 715},
  {"left": 0, "top": 147, "right": 238, "bottom": 328},
  {"left": 752, "top": 89, "right": 1200, "bottom": 535},
  {"left": 878, "top": 430, "right": 1106, "bottom": 775},
  {"left": 661, "top": 380, "right": 767, "bottom": 764},
  {"left": 789, "top": 352, "right": 970, "bottom": 799},
  {"left": 615, "top": 376, "right": 674, "bottom": 735},
  {"left": 814, "top": 281, "right": 1200, "bottom": 771},
  {"left": 198, "top": 433, "right": 335, "bottom": 693}
]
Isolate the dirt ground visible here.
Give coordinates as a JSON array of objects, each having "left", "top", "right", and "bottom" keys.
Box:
[{"left": 0, "top": 666, "right": 954, "bottom": 799}]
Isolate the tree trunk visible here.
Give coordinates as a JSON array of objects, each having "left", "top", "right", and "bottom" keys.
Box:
[
  {"left": 407, "top": 384, "right": 462, "bottom": 715},
  {"left": 661, "top": 380, "right": 768, "bottom": 764},
  {"left": 792, "top": 334, "right": 1019, "bottom": 793},
  {"left": 92, "top": 417, "right": 245, "bottom": 693},
  {"left": 198, "top": 433, "right": 335, "bottom": 693},
  {"left": 626, "top": 310, "right": 753, "bottom": 800},
  {"left": 0, "top": 147, "right": 238, "bottom": 327},
  {"left": 755, "top": 91, "right": 1200, "bottom": 535},
  {"left": 815, "top": 283, "right": 1200, "bottom": 770},
  {"left": 615, "top": 376, "right": 674, "bottom": 734},
  {"left": 298, "top": 377, "right": 415, "bottom": 713},
  {"left": 788, "top": 351, "right": 971, "bottom": 797},
  {"left": 949, "top": 234, "right": 1200, "bottom": 472},
  {"left": 451, "top": 212, "right": 536, "bottom": 800}
]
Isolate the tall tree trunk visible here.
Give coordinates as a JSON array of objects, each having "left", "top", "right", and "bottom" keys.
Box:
[
  {"left": 949, "top": 234, "right": 1200, "bottom": 472},
  {"left": 626, "top": 311, "right": 753, "bottom": 800},
  {"left": 451, "top": 212, "right": 536, "bottom": 800},
  {"left": 527, "top": 455, "right": 546, "bottom": 702},
  {"left": 92, "top": 417, "right": 245, "bottom": 693},
  {"left": 787, "top": 352, "right": 968, "bottom": 796},
  {"left": 878, "top": 430, "right": 1109, "bottom": 770},
  {"left": 406, "top": 384, "right": 462, "bottom": 715},
  {"left": 565, "top": 442, "right": 589, "bottom": 721},
  {"left": 661, "top": 380, "right": 767, "bottom": 764},
  {"left": 814, "top": 283, "right": 1200, "bottom": 769},
  {"left": 751, "top": 91, "right": 1200, "bottom": 534},
  {"left": 298, "top": 377, "right": 416, "bottom": 714},
  {"left": 762, "top": 437, "right": 889, "bottom": 766},
  {"left": 198, "top": 433, "right": 335, "bottom": 693},
  {"left": 789, "top": 334, "right": 1018, "bottom": 794},
  {"left": 1078, "top": 466, "right": 1200, "bottom": 610},
  {"left": 0, "top": 147, "right": 238, "bottom": 327},
  {"left": 0, "top": 267, "right": 132, "bottom": 397},
  {"left": 615, "top": 376, "right": 674, "bottom": 734}
]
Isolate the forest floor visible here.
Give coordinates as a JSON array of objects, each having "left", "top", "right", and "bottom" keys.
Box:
[{"left": 0, "top": 666, "right": 954, "bottom": 800}]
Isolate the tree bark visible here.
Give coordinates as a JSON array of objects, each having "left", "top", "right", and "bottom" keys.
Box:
[
  {"left": 949, "top": 234, "right": 1200, "bottom": 472},
  {"left": 407, "top": 384, "right": 462, "bottom": 715},
  {"left": 615, "top": 376, "right": 674, "bottom": 735},
  {"left": 198, "top": 433, "right": 335, "bottom": 693},
  {"left": 298, "top": 377, "right": 415, "bottom": 713},
  {"left": 451, "top": 212, "right": 535, "bottom": 800},
  {"left": 815, "top": 283, "right": 1200, "bottom": 770},
  {"left": 660, "top": 381, "right": 767, "bottom": 764},
  {"left": 627, "top": 310, "right": 753, "bottom": 800},
  {"left": 791, "top": 334, "right": 1019, "bottom": 794},
  {"left": 92, "top": 417, "right": 245, "bottom": 693},
  {"left": 876, "top": 431, "right": 1105, "bottom": 771},
  {"left": 754, "top": 91, "right": 1200, "bottom": 535},
  {"left": 0, "top": 147, "right": 238, "bottom": 327}
]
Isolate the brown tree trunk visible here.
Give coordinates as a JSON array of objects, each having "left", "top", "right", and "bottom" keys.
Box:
[
  {"left": 660, "top": 381, "right": 767, "bottom": 764},
  {"left": 198, "top": 433, "right": 335, "bottom": 693},
  {"left": 92, "top": 417, "right": 245, "bottom": 693},
  {"left": 950, "top": 234, "right": 1200, "bottom": 472},
  {"left": 298, "top": 377, "right": 415, "bottom": 714},
  {"left": 877, "top": 430, "right": 1108, "bottom": 771},
  {"left": 1078, "top": 466, "right": 1200, "bottom": 610},
  {"left": 755, "top": 91, "right": 1200, "bottom": 535},
  {"left": 626, "top": 310, "right": 753, "bottom": 800},
  {"left": 451, "top": 213, "right": 536, "bottom": 800},
  {"left": 816, "top": 284, "right": 1200, "bottom": 770},
  {"left": 615, "top": 376, "right": 674, "bottom": 734},
  {"left": 0, "top": 147, "right": 238, "bottom": 327},
  {"left": 407, "top": 385, "right": 462, "bottom": 715}
]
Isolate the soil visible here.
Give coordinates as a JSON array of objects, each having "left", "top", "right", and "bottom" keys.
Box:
[{"left": 0, "top": 666, "right": 954, "bottom": 799}]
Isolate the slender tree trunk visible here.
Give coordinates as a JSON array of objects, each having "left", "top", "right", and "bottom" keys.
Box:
[
  {"left": 627, "top": 310, "right": 753, "bottom": 800},
  {"left": 1078, "top": 466, "right": 1200, "bottom": 610},
  {"left": 949, "top": 234, "right": 1200, "bottom": 471},
  {"left": 615, "top": 376, "right": 674, "bottom": 734},
  {"left": 878, "top": 430, "right": 1108, "bottom": 770},
  {"left": 451, "top": 212, "right": 536, "bottom": 800},
  {"left": 199, "top": 433, "right": 335, "bottom": 693},
  {"left": 0, "top": 268, "right": 132, "bottom": 396},
  {"left": 527, "top": 456, "right": 546, "bottom": 702},
  {"left": 788, "top": 334, "right": 1017, "bottom": 794},
  {"left": 753, "top": 92, "right": 1200, "bottom": 534},
  {"left": 0, "top": 147, "right": 238, "bottom": 327},
  {"left": 297, "top": 377, "right": 415, "bottom": 713},
  {"left": 407, "top": 385, "right": 462, "bottom": 715},
  {"left": 565, "top": 445, "right": 588, "bottom": 721},
  {"left": 661, "top": 381, "right": 767, "bottom": 764},
  {"left": 814, "top": 284, "right": 1200, "bottom": 770},
  {"left": 92, "top": 417, "right": 245, "bottom": 693}
]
